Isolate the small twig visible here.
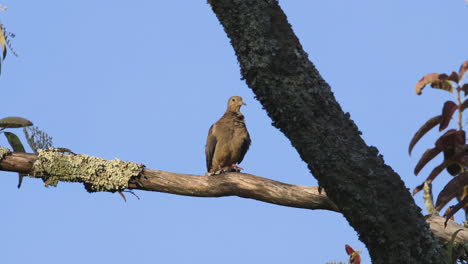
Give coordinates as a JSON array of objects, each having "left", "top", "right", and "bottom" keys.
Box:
[
  {"left": 118, "top": 190, "right": 127, "bottom": 202},
  {"left": 117, "top": 190, "right": 140, "bottom": 202},
  {"left": 124, "top": 190, "right": 140, "bottom": 200}
]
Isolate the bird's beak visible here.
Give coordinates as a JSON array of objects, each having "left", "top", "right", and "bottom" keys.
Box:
[{"left": 242, "top": 102, "right": 247, "bottom": 106}]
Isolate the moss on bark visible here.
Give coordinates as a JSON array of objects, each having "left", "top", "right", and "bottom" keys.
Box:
[{"left": 31, "top": 149, "right": 144, "bottom": 192}]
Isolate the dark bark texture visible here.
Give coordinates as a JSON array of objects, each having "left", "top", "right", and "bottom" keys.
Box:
[
  {"left": 208, "top": 0, "right": 444, "bottom": 263},
  {"left": 2, "top": 152, "right": 467, "bottom": 245}
]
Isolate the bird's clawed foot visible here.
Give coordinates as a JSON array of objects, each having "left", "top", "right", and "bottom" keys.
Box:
[
  {"left": 207, "top": 166, "right": 230, "bottom": 175},
  {"left": 231, "top": 164, "right": 243, "bottom": 172},
  {"left": 206, "top": 164, "right": 244, "bottom": 176}
]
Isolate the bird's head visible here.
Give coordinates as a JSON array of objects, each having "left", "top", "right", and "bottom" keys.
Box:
[{"left": 227, "top": 96, "right": 246, "bottom": 112}]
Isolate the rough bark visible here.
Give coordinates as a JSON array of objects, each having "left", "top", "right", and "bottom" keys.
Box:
[
  {"left": 1, "top": 151, "right": 466, "bottom": 245},
  {"left": 428, "top": 215, "right": 468, "bottom": 244},
  {"left": 208, "top": 0, "right": 445, "bottom": 263},
  {"left": 0, "top": 152, "right": 337, "bottom": 211}
]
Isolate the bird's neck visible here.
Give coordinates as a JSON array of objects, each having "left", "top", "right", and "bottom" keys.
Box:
[
  {"left": 223, "top": 110, "right": 244, "bottom": 120},
  {"left": 227, "top": 105, "right": 241, "bottom": 112}
]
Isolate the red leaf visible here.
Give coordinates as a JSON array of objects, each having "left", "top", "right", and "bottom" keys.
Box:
[
  {"left": 435, "top": 129, "right": 465, "bottom": 151},
  {"left": 439, "top": 101, "right": 458, "bottom": 131},
  {"left": 345, "top": 244, "right": 361, "bottom": 264},
  {"left": 426, "top": 161, "right": 451, "bottom": 183},
  {"left": 345, "top": 244, "right": 355, "bottom": 255},
  {"left": 462, "top": 99, "right": 468, "bottom": 111},
  {"left": 415, "top": 73, "right": 453, "bottom": 95},
  {"left": 462, "top": 84, "right": 468, "bottom": 97},
  {"left": 408, "top": 115, "right": 442, "bottom": 155},
  {"left": 351, "top": 254, "right": 362, "bottom": 264},
  {"left": 446, "top": 160, "right": 462, "bottom": 176},
  {"left": 447, "top": 71, "right": 460, "bottom": 83},
  {"left": 413, "top": 183, "right": 424, "bottom": 195},
  {"left": 435, "top": 130, "right": 465, "bottom": 175},
  {"left": 443, "top": 206, "right": 455, "bottom": 221},
  {"left": 445, "top": 196, "right": 468, "bottom": 227},
  {"left": 414, "top": 159, "right": 456, "bottom": 195},
  {"left": 436, "top": 172, "right": 468, "bottom": 211},
  {"left": 459, "top": 60, "right": 468, "bottom": 81},
  {"left": 414, "top": 148, "right": 442, "bottom": 175}
]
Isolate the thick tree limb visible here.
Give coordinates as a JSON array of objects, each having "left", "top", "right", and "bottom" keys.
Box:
[
  {"left": 208, "top": 1, "right": 445, "bottom": 263},
  {"left": 0, "top": 152, "right": 337, "bottom": 211},
  {"left": 129, "top": 169, "right": 338, "bottom": 211},
  {"left": 1, "top": 151, "right": 467, "bottom": 244},
  {"left": 428, "top": 215, "right": 468, "bottom": 244}
]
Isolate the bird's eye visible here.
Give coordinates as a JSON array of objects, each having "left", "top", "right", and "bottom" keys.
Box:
[{"left": 232, "top": 98, "right": 236, "bottom": 102}]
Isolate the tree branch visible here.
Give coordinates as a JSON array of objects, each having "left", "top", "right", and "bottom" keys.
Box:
[
  {"left": 1, "top": 151, "right": 467, "bottom": 245},
  {"left": 0, "top": 152, "right": 338, "bottom": 211}
]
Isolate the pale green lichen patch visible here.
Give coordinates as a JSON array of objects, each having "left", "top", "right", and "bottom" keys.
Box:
[
  {"left": 31, "top": 149, "right": 144, "bottom": 192},
  {"left": 0, "top": 146, "right": 10, "bottom": 160}
]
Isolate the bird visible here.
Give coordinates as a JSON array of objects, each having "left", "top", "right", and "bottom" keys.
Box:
[{"left": 205, "top": 96, "right": 251, "bottom": 175}]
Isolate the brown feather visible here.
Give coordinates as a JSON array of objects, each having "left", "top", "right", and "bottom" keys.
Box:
[{"left": 205, "top": 96, "right": 251, "bottom": 173}]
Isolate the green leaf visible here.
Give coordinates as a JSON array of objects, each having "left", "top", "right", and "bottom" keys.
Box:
[
  {"left": 447, "top": 229, "right": 463, "bottom": 263},
  {"left": 0, "top": 116, "right": 33, "bottom": 128},
  {"left": 4, "top": 132, "right": 25, "bottom": 152},
  {"left": 5, "top": 131, "right": 28, "bottom": 188}
]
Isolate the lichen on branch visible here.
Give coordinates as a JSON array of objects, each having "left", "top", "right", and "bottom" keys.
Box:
[
  {"left": 0, "top": 146, "right": 10, "bottom": 160},
  {"left": 31, "top": 149, "right": 144, "bottom": 192}
]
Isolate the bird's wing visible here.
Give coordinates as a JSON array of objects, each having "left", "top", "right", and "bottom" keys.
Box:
[
  {"left": 237, "top": 131, "right": 251, "bottom": 164},
  {"left": 205, "top": 124, "right": 217, "bottom": 172}
]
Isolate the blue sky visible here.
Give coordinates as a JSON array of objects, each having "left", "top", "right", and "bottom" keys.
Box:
[{"left": 1, "top": 1, "right": 467, "bottom": 263}]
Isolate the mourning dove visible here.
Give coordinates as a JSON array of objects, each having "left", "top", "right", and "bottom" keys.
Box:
[{"left": 205, "top": 96, "right": 251, "bottom": 175}]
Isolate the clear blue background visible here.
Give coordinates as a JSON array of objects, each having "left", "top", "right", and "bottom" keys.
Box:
[{"left": 1, "top": 1, "right": 467, "bottom": 263}]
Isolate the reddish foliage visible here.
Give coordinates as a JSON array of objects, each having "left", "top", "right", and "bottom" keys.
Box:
[
  {"left": 436, "top": 130, "right": 465, "bottom": 176},
  {"left": 439, "top": 101, "right": 458, "bottom": 131},
  {"left": 413, "top": 148, "right": 442, "bottom": 175},
  {"left": 345, "top": 244, "right": 361, "bottom": 264},
  {"left": 408, "top": 115, "right": 442, "bottom": 155},
  {"left": 415, "top": 73, "right": 452, "bottom": 95},
  {"left": 345, "top": 244, "right": 354, "bottom": 255},
  {"left": 412, "top": 131, "right": 465, "bottom": 195},
  {"left": 435, "top": 130, "right": 465, "bottom": 150},
  {"left": 462, "top": 100, "right": 468, "bottom": 113},
  {"left": 413, "top": 158, "right": 459, "bottom": 196},
  {"left": 413, "top": 183, "right": 424, "bottom": 195},
  {"left": 443, "top": 206, "right": 455, "bottom": 221},
  {"left": 412, "top": 61, "right": 468, "bottom": 224},
  {"left": 436, "top": 172, "right": 468, "bottom": 211},
  {"left": 444, "top": 196, "right": 468, "bottom": 227},
  {"left": 459, "top": 60, "right": 468, "bottom": 81},
  {"left": 462, "top": 84, "right": 468, "bottom": 97},
  {"left": 447, "top": 71, "right": 460, "bottom": 83}
]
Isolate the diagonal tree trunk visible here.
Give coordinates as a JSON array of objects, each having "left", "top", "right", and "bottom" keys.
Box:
[
  {"left": 1, "top": 151, "right": 466, "bottom": 245},
  {"left": 208, "top": 0, "right": 445, "bottom": 263}
]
